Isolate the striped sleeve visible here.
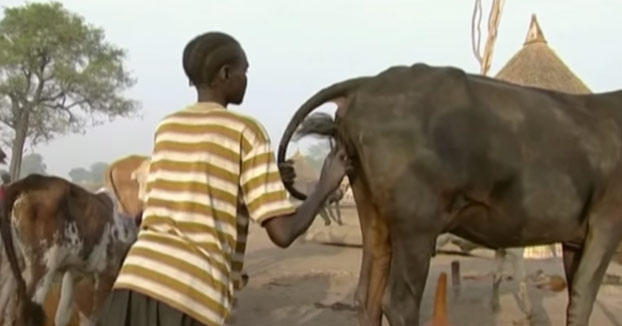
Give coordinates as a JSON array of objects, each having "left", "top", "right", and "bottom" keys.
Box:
[{"left": 239, "top": 127, "right": 295, "bottom": 224}]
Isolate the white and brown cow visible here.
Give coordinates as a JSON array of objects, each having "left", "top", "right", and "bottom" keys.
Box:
[
  {"left": 0, "top": 174, "right": 138, "bottom": 326},
  {"left": 0, "top": 155, "right": 149, "bottom": 326}
]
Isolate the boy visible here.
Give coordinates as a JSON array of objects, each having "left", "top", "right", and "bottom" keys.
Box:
[{"left": 97, "top": 32, "right": 349, "bottom": 326}]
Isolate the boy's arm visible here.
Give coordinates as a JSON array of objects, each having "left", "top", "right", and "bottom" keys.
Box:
[
  {"left": 239, "top": 131, "right": 347, "bottom": 248},
  {"left": 261, "top": 184, "right": 334, "bottom": 248}
]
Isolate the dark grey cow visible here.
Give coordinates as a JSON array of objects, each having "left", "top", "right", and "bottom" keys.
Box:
[{"left": 278, "top": 63, "right": 622, "bottom": 326}]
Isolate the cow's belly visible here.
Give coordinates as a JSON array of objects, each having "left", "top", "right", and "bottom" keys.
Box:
[
  {"left": 448, "top": 170, "right": 590, "bottom": 248},
  {"left": 449, "top": 208, "right": 587, "bottom": 249}
]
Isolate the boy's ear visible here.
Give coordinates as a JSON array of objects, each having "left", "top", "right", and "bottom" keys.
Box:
[{"left": 218, "top": 65, "right": 230, "bottom": 81}]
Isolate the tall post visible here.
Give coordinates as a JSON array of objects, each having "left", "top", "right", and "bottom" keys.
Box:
[
  {"left": 451, "top": 260, "right": 461, "bottom": 298},
  {"left": 471, "top": 0, "right": 505, "bottom": 76}
]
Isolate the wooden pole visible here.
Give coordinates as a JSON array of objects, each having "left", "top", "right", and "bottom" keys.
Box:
[
  {"left": 471, "top": 0, "right": 505, "bottom": 76},
  {"left": 480, "top": 0, "right": 505, "bottom": 75},
  {"left": 431, "top": 272, "right": 449, "bottom": 326},
  {"left": 451, "top": 260, "right": 461, "bottom": 298}
]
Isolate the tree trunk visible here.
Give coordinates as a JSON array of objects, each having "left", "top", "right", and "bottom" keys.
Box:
[{"left": 9, "top": 111, "right": 29, "bottom": 180}]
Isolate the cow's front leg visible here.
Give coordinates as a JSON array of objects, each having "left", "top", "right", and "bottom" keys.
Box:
[
  {"left": 55, "top": 271, "right": 77, "bottom": 326},
  {"left": 566, "top": 207, "right": 621, "bottom": 326},
  {"left": 350, "top": 175, "right": 390, "bottom": 326}
]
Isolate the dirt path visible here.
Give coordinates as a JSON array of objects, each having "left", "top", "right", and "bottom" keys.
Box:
[{"left": 231, "top": 224, "right": 622, "bottom": 326}]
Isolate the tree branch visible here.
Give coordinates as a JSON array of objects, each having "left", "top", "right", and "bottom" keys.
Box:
[
  {"left": 8, "top": 94, "right": 21, "bottom": 119},
  {"left": 29, "top": 49, "right": 51, "bottom": 106},
  {"left": 20, "top": 65, "right": 33, "bottom": 97},
  {"left": 43, "top": 98, "right": 86, "bottom": 112},
  {"left": 39, "top": 89, "right": 67, "bottom": 103},
  {"left": 60, "top": 105, "right": 77, "bottom": 124}
]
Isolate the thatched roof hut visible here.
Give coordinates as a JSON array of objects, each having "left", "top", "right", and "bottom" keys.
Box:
[
  {"left": 495, "top": 14, "right": 590, "bottom": 94},
  {"left": 495, "top": 14, "right": 591, "bottom": 259}
]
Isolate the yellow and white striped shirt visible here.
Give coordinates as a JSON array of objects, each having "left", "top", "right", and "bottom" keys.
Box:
[{"left": 113, "top": 102, "right": 295, "bottom": 326}]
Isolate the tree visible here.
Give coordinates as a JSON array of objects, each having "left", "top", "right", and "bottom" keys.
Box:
[
  {"left": 68, "top": 161, "right": 108, "bottom": 188},
  {"left": 19, "top": 152, "right": 46, "bottom": 177},
  {"left": 0, "top": 2, "right": 139, "bottom": 180},
  {"left": 89, "top": 161, "right": 108, "bottom": 185},
  {"left": 68, "top": 167, "right": 90, "bottom": 184}
]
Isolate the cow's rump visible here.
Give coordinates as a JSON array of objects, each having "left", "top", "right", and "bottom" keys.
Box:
[{"left": 0, "top": 174, "right": 138, "bottom": 326}]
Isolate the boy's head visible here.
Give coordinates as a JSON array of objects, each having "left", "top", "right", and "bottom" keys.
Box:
[{"left": 183, "top": 32, "right": 248, "bottom": 105}]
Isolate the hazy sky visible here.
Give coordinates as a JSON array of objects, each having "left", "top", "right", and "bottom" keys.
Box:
[{"left": 3, "top": 0, "right": 622, "bottom": 177}]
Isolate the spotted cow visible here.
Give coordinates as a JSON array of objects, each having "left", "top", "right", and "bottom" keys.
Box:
[{"left": 0, "top": 174, "right": 138, "bottom": 326}]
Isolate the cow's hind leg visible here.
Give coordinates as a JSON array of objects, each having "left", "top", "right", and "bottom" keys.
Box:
[
  {"left": 350, "top": 175, "right": 390, "bottom": 326},
  {"left": 0, "top": 273, "right": 17, "bottom": 326},
  {"left": 19, "top": 259, "right": 53, "bottom": 326},
  {"left": 318, "top": 207, "right": 331, "bottom": 226},
  {"left": 566, "top": 205, "right": 622, "bottom": 326},
  {"left": 90, "top": 273, "right": 116, "bottom": 325},
  {"left": 334, "top": 201, "right": 343, "bottom": 225},
  {"left": 382, "top": 180, "right": 442, "bottom": 326},
  {"left": 55, "top": 271, "right": 77, "bottom": 326},
  {"left": 383, "top": 228, "right": 437, "bottom": 326}
]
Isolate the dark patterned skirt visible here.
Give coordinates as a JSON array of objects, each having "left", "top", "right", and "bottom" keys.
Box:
[{"left": 96, "top": 289, "right": 204, "bottom": 326}]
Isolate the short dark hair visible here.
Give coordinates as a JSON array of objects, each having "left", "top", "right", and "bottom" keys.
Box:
[{"left": 182, "top": 32, "right": 244, "bottom": 86}]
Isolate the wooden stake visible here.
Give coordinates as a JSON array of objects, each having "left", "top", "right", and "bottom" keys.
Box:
[{"left": 451, "top": 260, "right": 461, "bottom": 298}]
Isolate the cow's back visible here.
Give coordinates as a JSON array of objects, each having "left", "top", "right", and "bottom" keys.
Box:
[
  {"left": 342, "top": 64, "right": 617, "bottom": 191},
  {"left": 339, "top": 64, "right": 622, "bottom": 246}
]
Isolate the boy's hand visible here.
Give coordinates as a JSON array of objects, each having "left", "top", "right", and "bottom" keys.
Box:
[
  {"left": 278, "top": 159, "right": 296, "bottom": 188},
  {"left": 318, "top": 144, "right": 351, "bottom": 195}
]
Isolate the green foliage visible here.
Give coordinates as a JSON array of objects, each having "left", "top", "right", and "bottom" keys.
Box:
[
  {"left": 89, "top": 161, "right": 108, "bottom": 184},
  {"left": 19, "top": 152, "right": 46, "bottom": 177},
  {"left": 68, "top": 161, "right": 108, "bottom": 188},
  {"left": 0, "top": 2, "right": 139, "bottom": 179},
  {"left": 68, "top": 167, "right": 90, "bottom": 183}
]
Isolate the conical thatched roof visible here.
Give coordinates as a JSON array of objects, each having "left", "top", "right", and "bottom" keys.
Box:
[{"left": 495, "top": 14, "right": 591, "bottom": 94}]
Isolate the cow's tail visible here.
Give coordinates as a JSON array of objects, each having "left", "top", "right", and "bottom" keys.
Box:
[
  {"left": 277, "top": 77, "right": 369, "bottom": 200},
  {"left": 0, "top": 180, "right": 46, "bottom": 326},
  {"left": 430, "top": 272, "right": 449, "bottom": 326}
]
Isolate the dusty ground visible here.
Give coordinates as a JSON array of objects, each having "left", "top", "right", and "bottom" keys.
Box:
[{"left": 231, "top": 223, "right": 622, "bottom": 326}]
